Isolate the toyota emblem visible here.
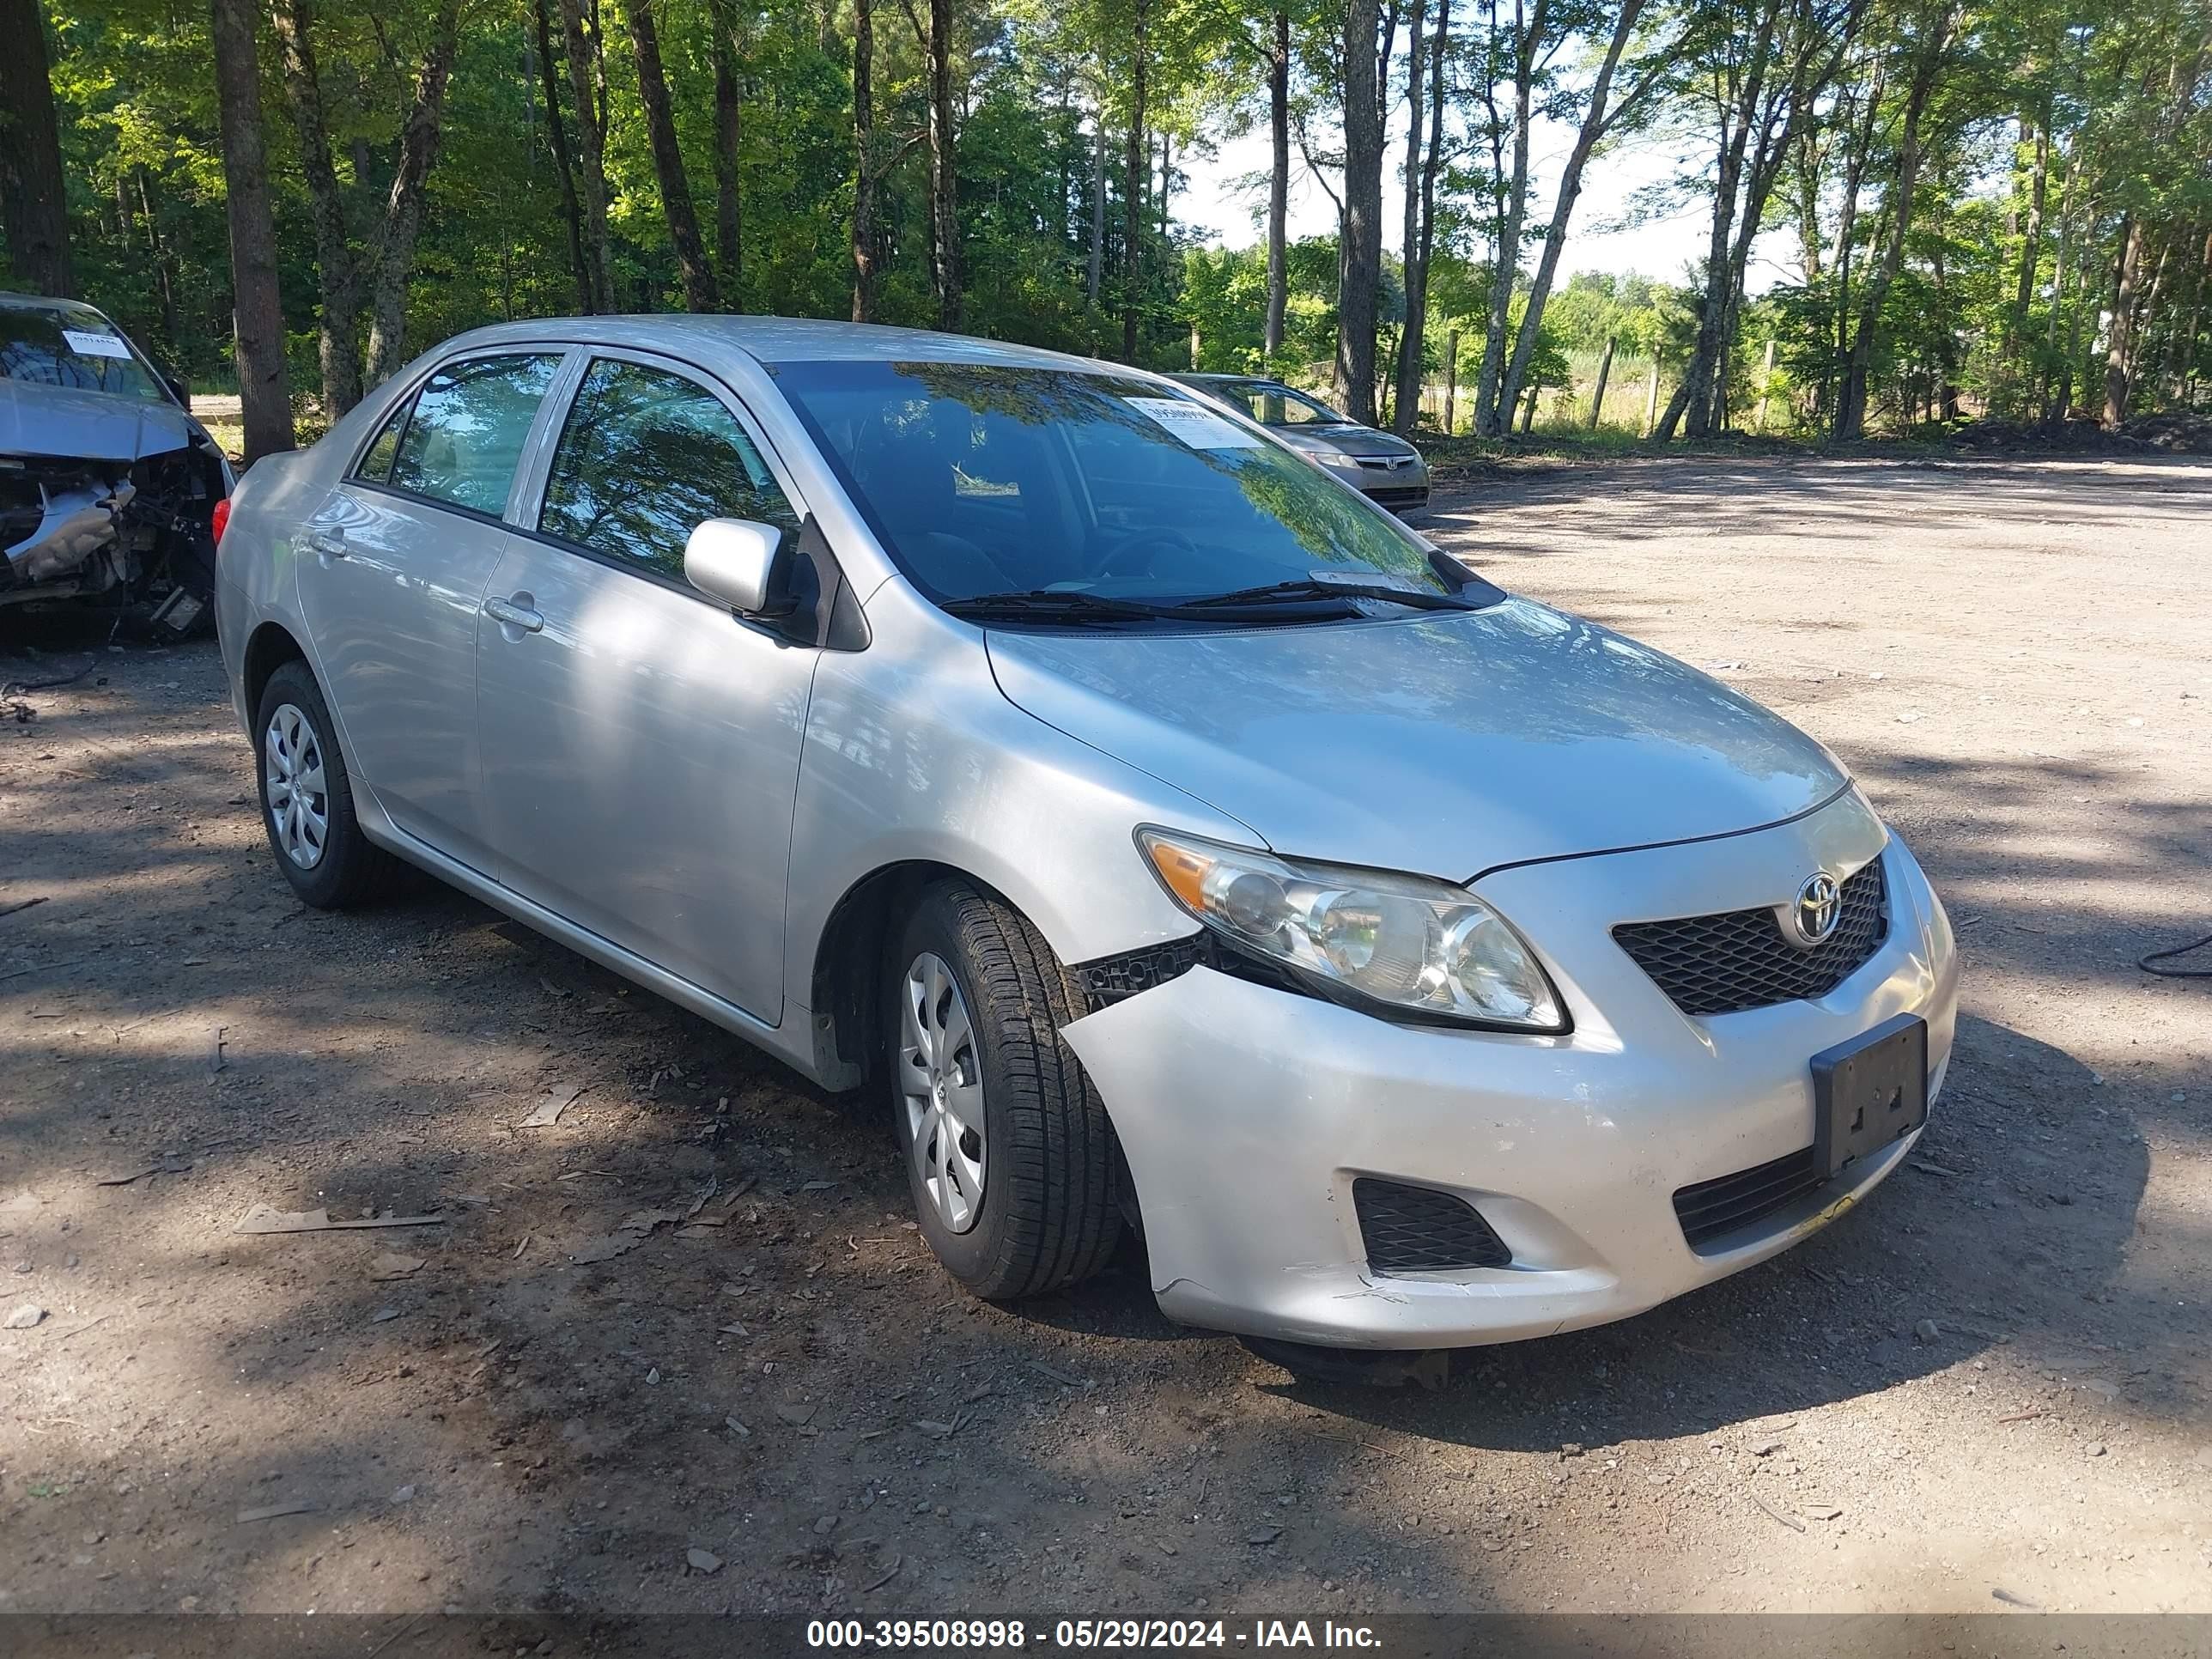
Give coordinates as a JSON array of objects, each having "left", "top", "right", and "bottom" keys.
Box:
[{"left": 1792, "top": 872, "right": 1842, "bottom": 946}]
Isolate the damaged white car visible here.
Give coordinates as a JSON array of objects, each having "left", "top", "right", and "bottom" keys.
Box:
[{"left": 1, "top": 292, "right": 232, "bottom": 636}]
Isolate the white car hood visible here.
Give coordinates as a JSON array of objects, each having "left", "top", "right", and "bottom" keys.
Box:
[{"left": 985, "top": 597, "right": 1850, "bottom": 878}]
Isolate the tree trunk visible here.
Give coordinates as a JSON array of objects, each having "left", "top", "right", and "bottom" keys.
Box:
[
  {"left": 1473, "top": 0, "right": 1546, "bottom": 435},
  {"left": 1086, "top": 108, "right": 1107, "bottom": 310},
  {"left": 1644, "top": 349, "right": 1662, "bottom": 434},
  {"left": 1835, "top": 4, "right": 1951, "bottom": 441},
  {"left": 560, "top": 0, "right": 615, "bottom": 312},
  {"left": 1264, "top": 8, "right": 1290, "bottom": 363},
  {"left": 1121, "top": 0, "right": 1149, "bottom": 361},
  {"left": 1668, "top": 0, "right": 1780, "bottom": 441},
  {"left": 1337, "top": 0, "right": 1384, "bottom": 423},
  {"left": 137, "top": 171, "right": 182, "bottom": 345},
  {"left": 209, "top": 0, "right": 293, "bottom": 459},
  {"left": 711, "top": 0, "right": 744, "bottom": 304},
  {"left": 363, "top": 3, "right": 460, "bottom": 387},
  {"left": 1158, "top": 131, "right": 1171, "bottom": 241},
  {"left": 2103, "top": 213, "right": 2144, "bottom": 429},
  {"left": 532, "top": 0, "right": 593, "bottom": 313},
  {"left": 1587, "top": 336, "right": 1615, "bottom": 427},
  {"left": 2037, "top": 147, "right": 2079, "bottom": 419},
  {"left": 1495, "top": 0, "right": 1645, "bottom": 432},
  {"left": 1392, "top": 0, "right": 1449, "bottom": 436},
  {"left": 270, "top": 0, "right": 362, "bottom": 416},
  {"left": 1443, "top": 327, "right": 1458, "bottom": 433},
  {"left": 850, "top": 0, "right": 873, "bottom": 320},
  {"left": 0, "top": 0, "right": 73, "bottom": 296},
  {"left": 2006, "top": 108, "right": 2049, "bottom": 388},
  {"left": 2167, "top": 223, "right": 2209, "bottom": 401},
  {"left": 927, "top": 0, "right": 962, "bottom": 330},
  {"left": 629, "top": 0, "right": 719, "bottom": 313}
]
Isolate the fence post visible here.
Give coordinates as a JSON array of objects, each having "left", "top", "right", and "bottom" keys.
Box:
[{"left": 1643, "top": 349, "right": 1663, "bottom": 436}]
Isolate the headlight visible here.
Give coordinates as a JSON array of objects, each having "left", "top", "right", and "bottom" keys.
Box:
[
  {"left": 1136, "top": 829, "right": 1567, "bottom": 1032},
  {"left": 1310, "top": 448, "right": 1365, "bottom": 470}
]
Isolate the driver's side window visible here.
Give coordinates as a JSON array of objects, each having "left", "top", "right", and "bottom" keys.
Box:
[{"left": 538, "top": 357, "right": 800, "bottom": 582}]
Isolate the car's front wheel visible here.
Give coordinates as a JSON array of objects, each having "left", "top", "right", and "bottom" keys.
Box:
[
  {"left": 253, "top": 659, "right": 401, "bottom": 908},
  {"left": 886, "top": 881, "right": 1121, "bottom": 1299}
]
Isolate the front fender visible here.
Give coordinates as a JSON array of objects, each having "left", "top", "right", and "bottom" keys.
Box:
[{"left": 782, "top": 584, "right": 1257, "bottom": 1043}]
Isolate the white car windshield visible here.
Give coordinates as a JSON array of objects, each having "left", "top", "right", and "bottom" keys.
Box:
[
  {"left": 776, "top": 359, "right": 1453, "bottom": 611},
  {"left": 0, "top": 307, "right": 169, "bottom": 403}
]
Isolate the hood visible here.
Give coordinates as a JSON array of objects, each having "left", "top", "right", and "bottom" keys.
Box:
[
  {"left": 0, "top": 379, "right": 203, "bottom": 465},
  {"left": 985, "top": 598, "right": 1849, "bottom": 879},
  {"left": 1273, "top": 424, "right": 1420, "bottom": 460}
]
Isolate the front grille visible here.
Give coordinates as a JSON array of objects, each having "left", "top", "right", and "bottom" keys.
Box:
[
  {"left": 1364, "top": 485, "right": 1431, "bottom": 508},
  {"left": 1673, "top": 1147, "right": 1824, "bottom": 1249},
  {"left": 1613, "top": 858, "right": 1888, "bottom": 1018},
  {"left": 1353, "top": 1178, "right": 1510, "bottom": 1273}
]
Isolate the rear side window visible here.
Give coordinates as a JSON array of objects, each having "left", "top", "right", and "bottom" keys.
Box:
[
  {"left": 538, "top": 357, "right": 800, "bottom": 582},
  {"left": 386, "top": 352, "right": 563, "bottom": 516}
]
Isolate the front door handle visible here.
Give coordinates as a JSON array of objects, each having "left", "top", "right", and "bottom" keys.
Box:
[{"left": 483, "top": 594, "right": 544, "bottom": 634}]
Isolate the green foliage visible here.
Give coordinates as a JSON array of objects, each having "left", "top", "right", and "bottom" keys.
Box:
[{"left": 13, "top": 0, "right": 2207, "bottom": 434}]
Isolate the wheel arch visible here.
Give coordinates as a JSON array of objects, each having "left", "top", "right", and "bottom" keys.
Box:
[
  {"left": 242, "top": 619, "right": 310, "bottom": 721},
  {"left": 807, "top": 859, "right": 982, "bottom": 1092}
]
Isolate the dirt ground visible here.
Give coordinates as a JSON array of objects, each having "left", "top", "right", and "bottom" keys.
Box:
[{"left": 2, "top": 453, "right": 2208, "bottom": 1622}]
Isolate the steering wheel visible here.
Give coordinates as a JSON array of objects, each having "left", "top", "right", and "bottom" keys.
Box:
[{"left": 1086, "top": 525, "right": 1200, "bottom": 583}]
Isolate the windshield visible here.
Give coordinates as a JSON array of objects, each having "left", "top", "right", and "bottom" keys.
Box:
[
  {"left": 1196, "top": 380, "right": 1352, "bottom": 428},
  {"left": 775, "top": 360, "right": 1449, "bottom": 609},
  {"left": 0, "top": 307, "right": 168, "bottom": 403}
]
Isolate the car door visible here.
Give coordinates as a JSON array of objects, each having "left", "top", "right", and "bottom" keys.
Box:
[
  {"left": 473, "top": 349, "right": 817, "bottom": 1022},
  {"left": 295, "top": 349, "right": 568, "bottom": 870}
]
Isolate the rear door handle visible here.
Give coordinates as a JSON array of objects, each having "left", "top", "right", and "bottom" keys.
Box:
[
  {"left": 483, "top": 595, "right": 544, "bottom": 634},
  {"left": 305, "top": 530, "right": 349, "bottom": 561}
]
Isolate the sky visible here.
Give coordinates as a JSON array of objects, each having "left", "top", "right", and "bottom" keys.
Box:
[{"left": 1174, "top": 107, "right": 1800, "bottom": 295}]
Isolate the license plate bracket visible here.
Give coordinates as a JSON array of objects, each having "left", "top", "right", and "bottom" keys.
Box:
[{"left": 1812, "top": 1013, "right": 1929, "bottom": 1182}]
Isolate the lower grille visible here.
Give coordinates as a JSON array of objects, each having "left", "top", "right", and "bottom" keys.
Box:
[
  {"left": 1364, "top": 485, "right": 1430, "bottom": 509},
  {"left": 1672, "top": 1147, "right": 1824, "bottom": 1249},
  {"left": 1614, "top": 858, "right": 1889, "bottom": 1018},
  {"left": 1353, "top": 1178, "right": 1510, "bottom": 1273}
]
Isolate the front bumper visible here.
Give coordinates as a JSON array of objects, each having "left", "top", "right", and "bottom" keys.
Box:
[
  {"left": 1350, "top": 459, "right": 1430, "bottom": 513},
  {"left": 1060, "top": 795, "right": 1960, "bottom": 1349}
]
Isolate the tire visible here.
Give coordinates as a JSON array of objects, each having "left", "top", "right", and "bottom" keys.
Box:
[
  {"left": 252, "top": 659, "right": 402, "bottom": 909},
  {"left": 886, "top": 881, "right": 1121, "bottom": 1299}
]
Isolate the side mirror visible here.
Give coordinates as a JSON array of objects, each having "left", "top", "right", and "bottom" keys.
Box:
[
  {"left": 161, "top": 372, "right": 192, "bottom": 410},
  {"left": 684, "top": 518, "right": 792, "bottom": 617}
]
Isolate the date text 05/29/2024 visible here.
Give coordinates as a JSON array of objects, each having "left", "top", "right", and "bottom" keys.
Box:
[{"left": 805, "top": 1620, "right": 1383, "bottom": 1650}]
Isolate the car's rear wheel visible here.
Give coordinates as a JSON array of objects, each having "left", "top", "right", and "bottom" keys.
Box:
[
  {"left": 253, "top": 659, "right": 401, "bottom": 909},
  {"left": 886, "top": 881, "right": 1121, "bottom": 1299}
]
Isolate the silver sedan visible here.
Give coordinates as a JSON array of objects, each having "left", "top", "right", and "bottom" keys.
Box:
[{"left": 216, "top": 318, "right": 1958, "bottom": 1368}]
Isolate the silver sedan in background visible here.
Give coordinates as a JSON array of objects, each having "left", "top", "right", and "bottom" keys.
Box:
[
  {"left": 216, "top": 318, "right": 1957, "bottom": 1375},
  {"left": 1173, "top": 372, "right": 1431, "bottom": 514}
]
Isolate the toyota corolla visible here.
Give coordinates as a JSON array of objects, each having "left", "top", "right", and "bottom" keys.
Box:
[{"left": 215, "top": 319, "right": 1959, "bottom": 1369}]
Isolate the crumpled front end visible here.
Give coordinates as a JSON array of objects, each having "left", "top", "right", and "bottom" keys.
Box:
[{"left": 1, "top": 447, "right": 222, "bottom": 635}]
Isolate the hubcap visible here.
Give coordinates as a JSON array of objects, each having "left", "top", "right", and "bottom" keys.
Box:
[
  {"left": 263, "top": 702, "right": 330, "bottom": 870},
  {"left": 900, "top": 951, "right": 987, "bottom": 1234}
]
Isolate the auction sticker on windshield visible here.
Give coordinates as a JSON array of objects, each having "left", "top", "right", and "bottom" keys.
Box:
[
  {"left": 1127, "top": 397, "right": 1263, "bottom": 450},
  {"left": 64, "top": 329, "right": 134, "bottom": 360}
]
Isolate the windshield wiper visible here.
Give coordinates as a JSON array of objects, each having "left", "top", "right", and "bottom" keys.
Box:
[
  {"left": 1181, "top": 576, "right": 1480, "bottom": 612},
  {"left": 940, "top": 588, "right": 1184, "bottom": 623}
]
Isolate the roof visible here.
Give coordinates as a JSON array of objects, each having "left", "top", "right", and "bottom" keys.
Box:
[
  {"left": 0, "top": 291, "right": 114, "bottom": 323},
  {"left": 438, "top": 313, "right": 1121, "bottom": 374}
]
